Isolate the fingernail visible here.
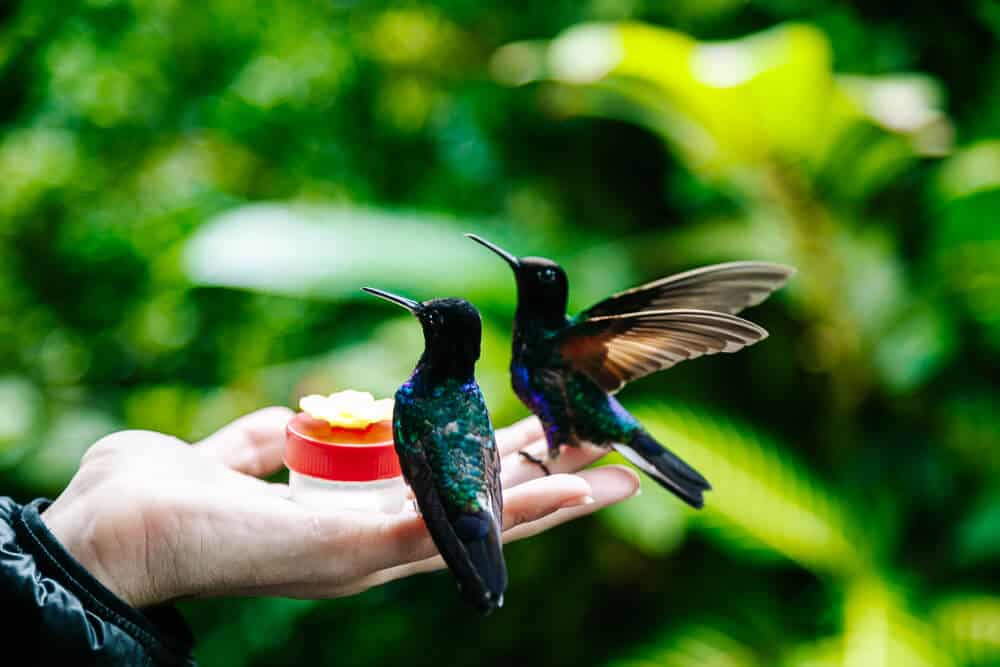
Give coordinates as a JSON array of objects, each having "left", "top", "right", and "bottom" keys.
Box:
[{"left": 559, "top": 495, "right": 595, "bottom": 509}]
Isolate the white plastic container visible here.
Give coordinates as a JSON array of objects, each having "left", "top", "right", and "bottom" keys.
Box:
[
  {"left": 288, "top": 471, "right": 408, "bottom": 513},
  {"left": 285, "top": 410, "right": 407, "bottom": 513}
]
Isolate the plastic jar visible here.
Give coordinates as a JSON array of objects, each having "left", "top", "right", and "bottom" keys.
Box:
[{"left": 285, "top": 411, "right": 408, "bottom": 512}]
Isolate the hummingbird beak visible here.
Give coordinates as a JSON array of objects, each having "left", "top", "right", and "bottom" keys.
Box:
[
  {"left": 465, "top": 233, "right": 520, "bottom": 270},
  {"left": 361, "top": 287, "right": 420, "bottom": 313}
]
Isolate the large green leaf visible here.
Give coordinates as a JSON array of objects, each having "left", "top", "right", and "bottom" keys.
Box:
[
  {"left": 182, "top": 204, "right": 635, "bottom": 311},
  {"left": 182, "top": 204, "right": 515, "bottom": 304},
  {"left": 842, "top": 579, "right": 955, "bottom": 667},
  {"left": 495, "top": 22, "right": 949, "bottom": 185},
  {"left": 631, "top": 403, "right": 867, "bottom": 576}
]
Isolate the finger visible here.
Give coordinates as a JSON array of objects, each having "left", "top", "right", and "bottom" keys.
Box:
[
  {"left": 352, "top": 473, "right": 594, "bottom": 574},
  {"left": 195, "top": 407, "right": 294, "bottom": 477},
  {"left": 232, "top": 467, "right": 638, "bottom": 600},
  {"left": 500, "top": 440, "right": 609, "bottom": 488},
  {"left": 495, "top": 416, "right": 544, "bottom": 456},
  {"left": 336, "top": 465, "right": 641, "bottom": 596},
  {"left": 501, "top": 465, "right": 639, "bottom": 541}
]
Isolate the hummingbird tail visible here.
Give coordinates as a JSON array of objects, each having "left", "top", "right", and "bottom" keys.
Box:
[
  {"left": 615, "top": 431, "right": 711, "bottom": 509},
  {"left": 451, "top": 511, "right": 507, "bottom": 614}
]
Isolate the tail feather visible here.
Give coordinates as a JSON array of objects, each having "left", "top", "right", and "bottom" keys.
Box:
[
  {"left": 451, "top": 511, "right": 507, "bottom": 614},
  {"left": 614, "top": 431, "right": 710, "bottom": 509}
]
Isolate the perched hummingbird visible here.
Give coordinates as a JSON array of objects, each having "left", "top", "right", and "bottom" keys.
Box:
[
  {"left": 467, "top": 234, "right": 794, "bottom": 509},
  {"left": 362, "top": 287, "right": 506, "bottom": 613}
]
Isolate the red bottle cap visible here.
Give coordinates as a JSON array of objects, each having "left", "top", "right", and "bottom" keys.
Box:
[{"left": 285, "top": 412, "right": 402, "bottom": 482}]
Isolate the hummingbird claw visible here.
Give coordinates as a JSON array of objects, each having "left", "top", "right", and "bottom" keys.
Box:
[{"left": 518, "top": 450, "right": 551, "bottom": 476}]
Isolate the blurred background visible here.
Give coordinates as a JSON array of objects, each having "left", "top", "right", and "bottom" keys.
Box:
[{"left": 2, "top": 1, "right": 999, "bottom": 665}]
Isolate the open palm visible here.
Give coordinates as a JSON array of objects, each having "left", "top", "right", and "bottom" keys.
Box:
[{"left": 41, "top": 408, "right": 640, "bottom": 608}]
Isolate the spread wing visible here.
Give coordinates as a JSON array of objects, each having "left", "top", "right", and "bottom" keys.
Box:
[
  {"left": 558, "top": 309, "right": 768, "bottom": 393},
  {"left": 579, "top": 262, "right": 795, "bottom": 319}
]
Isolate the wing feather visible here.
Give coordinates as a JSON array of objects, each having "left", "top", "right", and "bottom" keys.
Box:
[
  {"left": 558, "top": 309, "right": 768, "bottom": 393},
  {"left": 579, "top": 261, "right": 795, "bottom": 319}
]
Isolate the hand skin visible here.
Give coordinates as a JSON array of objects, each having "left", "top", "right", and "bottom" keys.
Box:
[{"left": 40, "top": 408, "right": 640, "bottom": 608}]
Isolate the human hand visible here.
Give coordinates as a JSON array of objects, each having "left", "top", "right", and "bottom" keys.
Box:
[{"left": 40, "top": 408, "right": 640, "bottom": 608}]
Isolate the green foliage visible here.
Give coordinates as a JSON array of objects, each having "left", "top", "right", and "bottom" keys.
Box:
[
  {"left": 2, "top": 1, "right": 999, "bottom": 666},
  {"left": 933, "top": 146, "right": 1000, "bottom": 349},
  {"left": 934, "top": 596, "right": 1000, "bottom": 665},
  {"left": 609, "top": 624, "right": 761, "bottom": 667},
  {"left": 632, "top": 403, "right": 866, "bottom": 576},
  {"left": 840, "top": 579, "right": 954, "bottom": 667}
]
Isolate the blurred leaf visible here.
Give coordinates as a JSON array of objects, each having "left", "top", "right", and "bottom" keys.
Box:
[
  {"left": 632, "top": 403, "right": 867, "bottom": 576},
  {"left": 782, "top": 639, "right": 842, "bottom": 667},
  {"left": 933, "top": 596, "right": 1000, "bottom": 665},
  {"left": 872, "top": 302, "right": 956, "bottom": 393},
  {"left": 13, "top": 404, "right": 120, "bottom": 495},
  {"left": 0, "top": 127, "right": 80, "bottom": 217},
  {"left": 653, "top": 212, "right": 798, "bottom": 267},
  {"left": 940, "top": 392, "right": 1000, "bottom": 475},
  {"left": 547, "top": 22, "right": 836, "bottom": 173},
  {"left": 366, "top": 9, "right": 464, "bottom": 69},
  {"left": 937, "top": 140, "right": 1000, "bottom": 201},
  {"left": 956, "top": 492, "right": 1000, "bottom": 565},
  {"left": 501, "top": 22, "right": 950, "bottom": 186},
  {"left": 934, "top": 175, "right": 1000, "bottom": 348},
  {"left": 838, "top": 75, "right": 952, "bottom": 157},
  {"left": 600, "top": 477, "right": 689, "bottom": 556},
  {"left": 836, "top": 228, "right": 907, "bottom": 342},
  {"left": 183, "top": 204, "right": 513, "bottom": 304},
  {"left": 842, "top": 579, "right": 955, "bottom": 667},
  {"left": 784, "top": 584, "right": 962, "bottom": 667},
  {"left": 191, "top": 598, "right": 321, "bottom": 667},
  {"left": 608, "top": 624, "right": 761, "bottom": 667},
  {"left": 183, "top": 203, "right": 635, "bottom": 312},
  {"left": 0, "top": 376, "right": 41, "bottom": 465},
  {"left": 123, "top": 385, "right": 203, "bottom": 439}
]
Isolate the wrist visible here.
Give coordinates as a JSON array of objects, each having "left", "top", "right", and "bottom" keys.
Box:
[{"left": 41, "top": 489, "right": 159, "bottom": 608}]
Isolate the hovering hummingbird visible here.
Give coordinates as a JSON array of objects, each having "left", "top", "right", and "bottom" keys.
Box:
[
  {"left": 467, "top": 234, "right": 794, "bottom": 508},
  {"left": 362, "top": 287, "right": 506, "bottom": 613}
]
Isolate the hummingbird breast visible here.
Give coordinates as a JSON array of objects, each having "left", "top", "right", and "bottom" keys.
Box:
[
  {"left": 511, "top": 351, "right": 637, "bottom": 448},
  {"left": 395, "top": 378, "right": 496, "bottom": 512}
]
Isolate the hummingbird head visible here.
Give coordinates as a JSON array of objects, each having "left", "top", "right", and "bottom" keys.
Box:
[
  {"left": 465, "top": 234, "right": 568, "bottom": 322},
  {"left": 362, "top": 288, "right": 482, "bottom": 377}
]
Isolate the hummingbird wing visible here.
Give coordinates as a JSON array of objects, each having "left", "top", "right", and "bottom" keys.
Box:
[
  {"left": 578, "top": 262, "right": 795, "bottom": 319},
  {"left": 392, "top": 392, "right": 506, "bottom": 613},
  {"left": 558, "top": 309, "right": 768, "bottom": 393}
]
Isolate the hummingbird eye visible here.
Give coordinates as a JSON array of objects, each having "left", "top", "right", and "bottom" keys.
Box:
[{"left": 539, "top": 267, "right": 557, "bottom": 283}]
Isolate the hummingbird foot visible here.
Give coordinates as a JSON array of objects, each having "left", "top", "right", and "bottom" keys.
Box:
[{"left": 518, "top": 450, "right": 551, "bottom": 476}]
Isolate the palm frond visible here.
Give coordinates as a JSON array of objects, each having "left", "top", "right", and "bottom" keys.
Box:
[
  {"left": 631, "top": 403, "right": 868, "bottom": 576},
  {"left": 842, "top": 579, "right": 955, "bottom": 667}
]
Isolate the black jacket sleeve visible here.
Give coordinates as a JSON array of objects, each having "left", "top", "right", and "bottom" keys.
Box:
[{"left": 0, "top": 497, "right": 196, "bottom": 666}]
